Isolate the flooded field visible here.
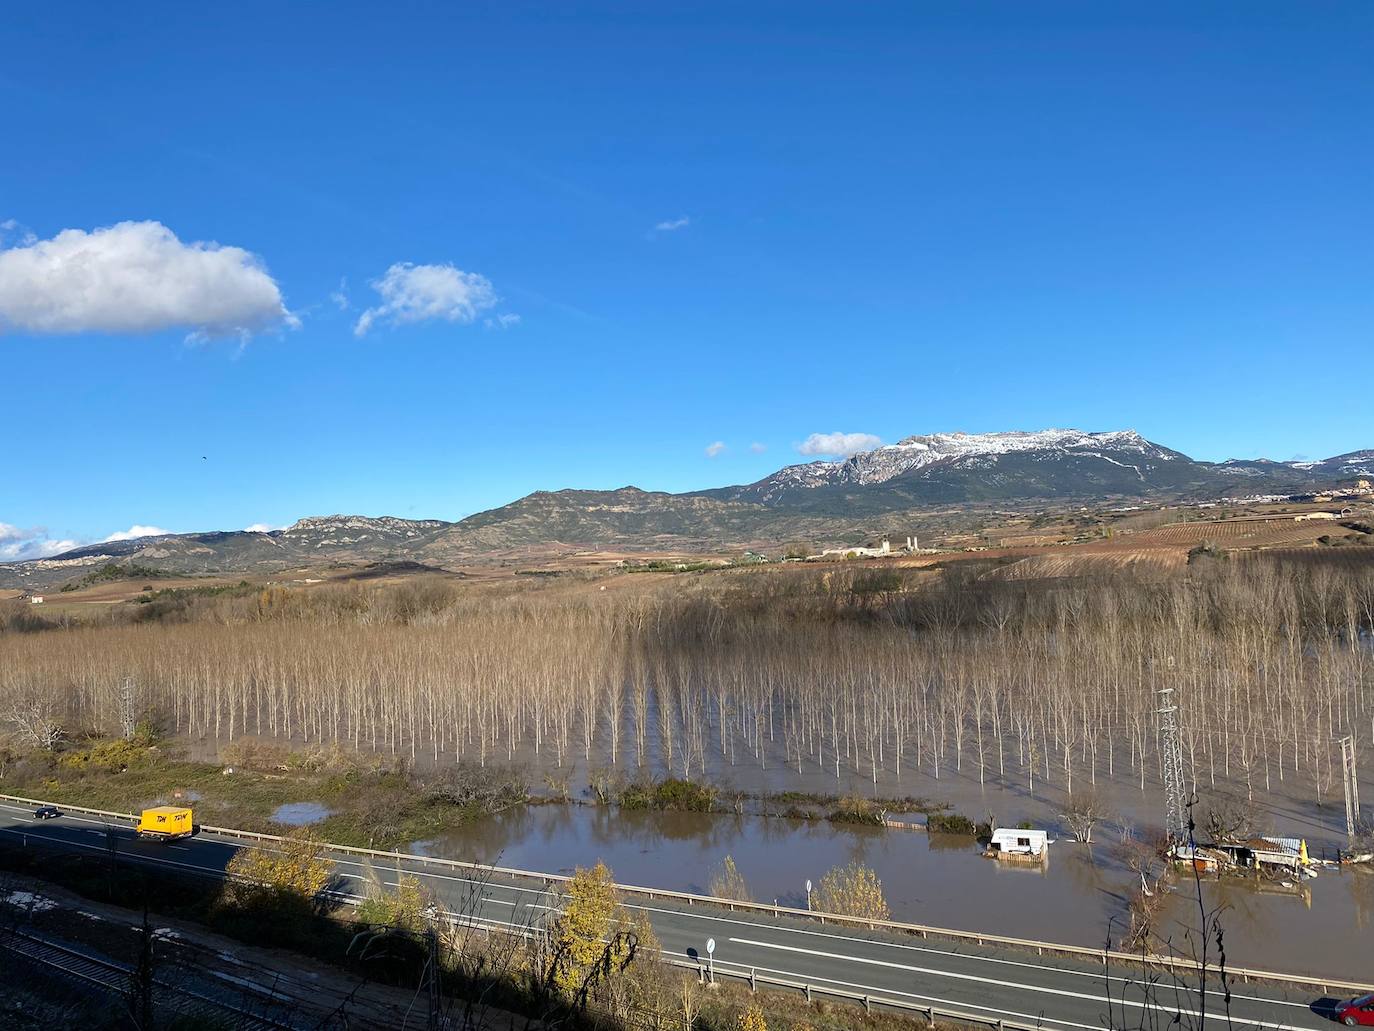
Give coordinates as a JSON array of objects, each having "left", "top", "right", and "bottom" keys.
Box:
[
  {"left": 270, "top": 801, "right": 333, "bottom": 826},
  {"left": 412, "top": 804, "right": 1374, "bottom": 983}
]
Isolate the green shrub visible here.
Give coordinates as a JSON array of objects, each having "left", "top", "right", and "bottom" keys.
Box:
[
  {"left": 58, "top": 738, "right": 161, "bottom": 774},
  {"left": 926, "top": 812, "right": 976, "bottom": 836},
  {"left": 618, "top": 777, "right": 716, "bottom": 811},
  {"left": 827, "top": 795, "right": 884, "bottom": 826}
]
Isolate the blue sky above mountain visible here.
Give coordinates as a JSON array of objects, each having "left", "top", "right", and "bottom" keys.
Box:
[{"left": 2, "top": 2, "right": 1370, "bottom": 552}]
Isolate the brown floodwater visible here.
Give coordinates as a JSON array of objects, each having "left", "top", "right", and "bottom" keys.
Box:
[{"left": 411, "top": 804, "right": 1374, "bottom": 983}]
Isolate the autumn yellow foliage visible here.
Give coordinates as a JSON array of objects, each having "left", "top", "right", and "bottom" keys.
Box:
[
  {"left": 357, "top": 871, "right": 430, "bottom": 932},
  {"left": 736, "top": 1003, "right": 768, "bottom": 1031},
  {"left": 549, "top": 861, "right": 659, "bottom": 1000},
  {"left": 811, "top": 861, "right": 890, "bottom": 921},
  {"left": 221, "top": 832, "right": 332, "bottom": 913}
]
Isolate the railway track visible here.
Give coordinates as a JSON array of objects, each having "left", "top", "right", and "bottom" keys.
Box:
[{"left": 0, "top": 925, "right": 299, "bottom": 1030}]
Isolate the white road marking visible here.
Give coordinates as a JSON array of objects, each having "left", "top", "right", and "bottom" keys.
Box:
[
  {"left": 509, "top": 892, "right": 1305, "bottom": 1013},
  {"left": 728, "top": 938, "right": 1306, "bottom": 1030},
  {"left": 698, "top": 954, "right": 1106, "bottom": 1031},
  {"left": 0, "top": 803, "right": 1328, "bottom": 1021}
]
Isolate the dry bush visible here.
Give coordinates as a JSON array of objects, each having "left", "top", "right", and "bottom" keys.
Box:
[{"left": 707, "top": 855, "right": 751, "bottom": 902}]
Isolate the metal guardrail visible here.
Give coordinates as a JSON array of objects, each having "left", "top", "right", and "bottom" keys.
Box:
[
  {"left": 1, "top": 791, "right": 1367, "bottom": 996},
  {"left": 664, "top": 956, "right": 1047, "bottom": 1031}
]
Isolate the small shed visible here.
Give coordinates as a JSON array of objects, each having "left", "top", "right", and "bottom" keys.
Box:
[
  {"left": 990, "top": 828, "right": 1049, "bottom": 858},
  {"left": 1171, "top": 844, "right": 1234, "bottom": 873},
  {"left": 1212, "top": 836, "right": 1310, "bottom": 873}
]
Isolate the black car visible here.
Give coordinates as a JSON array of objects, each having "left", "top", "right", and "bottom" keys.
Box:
[{"left": 32, "top": 805, "right": 61, "bottom": 820}]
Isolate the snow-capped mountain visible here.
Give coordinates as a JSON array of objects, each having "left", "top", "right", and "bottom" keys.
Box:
[
  {"left": 735, "top": 429, "right": 1187, "bottom": 502},
  {"left": 700, "top": 427, "right": 1373, "bottom": 514},
  {"left": 3, "top": 430, "right": 1369, "bottom": 590},
  {"left": 1287, "top": 450, "right": 1374, "bottom": 479},
  {"left": 280, "top": 515, "right": 450, "bottom": 548}
]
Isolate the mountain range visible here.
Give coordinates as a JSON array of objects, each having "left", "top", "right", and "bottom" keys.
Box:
[{"left": 5, "top": 429, "right": 1371, "bottom": 590}]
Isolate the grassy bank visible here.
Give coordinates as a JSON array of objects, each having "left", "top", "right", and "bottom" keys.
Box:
[
  {"left": 1, "top": 735, "right": 524, "bottom": 850},
  {"left": 2, "top": 733, "right": 969, "bottom": 855}
]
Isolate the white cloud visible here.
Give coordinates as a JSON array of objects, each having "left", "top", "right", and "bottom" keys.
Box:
[
  {"left": 102, "top": 525, "right": 169, "bottom": 543},
  {"left": 244, "top": 523, "right": 285, "bottom": 533},
  {"left": 0, "top": 218, "right": 36, "bottom": 247},
  {"left": 484, "top": 312, "right": 521, "bottom": 330},
  {"left": 654, "top": 216, "right": 690, "bottom": 233},
  {"left": 355, "top": 262, "right": 498, "bottom": 336},
  {"left": 0, "top": 524, "right": 78, "bottom": 562},
  {"left": 0, "top": 521, "right": 180, "bottom": 563},
  {"left": 705, "top": 441, "right": 727, "bottom": 458},
  {"left": 749, "top": 442, "right": 767, "bottom": 454},
  {"left": 797, "top": 431, "right": 882, "bottom": 458},
  {"left": 0, "top": 221, "right": 293, "bottom": 337},
  {"left": 330, "top": 277, "right": 350, "bottom": 311}
]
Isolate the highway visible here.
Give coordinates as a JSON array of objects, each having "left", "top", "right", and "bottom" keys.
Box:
[{"left": 0, "top": 801, "right": 1357, "bottom": 1031}]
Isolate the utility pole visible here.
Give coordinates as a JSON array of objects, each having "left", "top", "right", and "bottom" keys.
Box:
[
  {"left": 106, "top": 827, "right": 120, "bottom": 900},
  {"left": 1340, "top": 736, "right": 1360, "bottom": 846},
  {"left": 425, "top": 926, "right": 442, "bottom": 1031},
  {"left": 131, "top": 901, "right": 154, "bottom": 1030},
  {"left": 1156, "top": 676, "right": 1187, "bottom": 849}
]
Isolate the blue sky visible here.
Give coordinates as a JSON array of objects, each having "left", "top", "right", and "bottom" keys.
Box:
[{"left": 2, "top": 2, "right": 1371, "bottom": 555}]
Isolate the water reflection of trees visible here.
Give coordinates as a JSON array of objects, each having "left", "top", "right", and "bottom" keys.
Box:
[
  {"left": 11, "top": 559, "right": 1371, "bottom": 838},
  {"left": 1351, "top": 868, "right": 1374, "bottom": 931}
]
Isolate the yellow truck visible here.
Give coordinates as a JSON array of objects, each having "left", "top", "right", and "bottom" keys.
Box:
[{"left": 136, "top": 806, "right": 193, "bottom": 842}]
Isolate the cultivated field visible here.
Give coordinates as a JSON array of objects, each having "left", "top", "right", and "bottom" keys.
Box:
[{"left": 1128, "top": 517, "right": 1360, "bottom": 548}]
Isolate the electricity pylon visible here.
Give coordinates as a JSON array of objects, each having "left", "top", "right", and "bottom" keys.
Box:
[
  {"left": 1340, "top": 736, "right": 1360, "bottom": 846},
  {"left": 1157, "top": 683, "right": 1187, "bottom": 847}
]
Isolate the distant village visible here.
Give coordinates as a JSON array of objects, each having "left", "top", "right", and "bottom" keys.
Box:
[{"left": 806, "top": 536, "right": 933, "bottom": 560}]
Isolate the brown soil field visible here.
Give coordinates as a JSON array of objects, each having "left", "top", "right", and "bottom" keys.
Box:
[
  {"left": 1129, "top": 517, "right": 1359, "bottom": 547},
  {"left": 1236, "top": 545, "right": 1374, "bottom": 568},
  {"left": 982, "top": 549, "right": 1188, "bottom": 580}
]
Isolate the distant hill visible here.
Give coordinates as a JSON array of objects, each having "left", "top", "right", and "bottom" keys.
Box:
[
  {"left": 704, "top": 430, "right": 1366, "bottom": 512},
  {"left": 3, "top": 430, "right": 1369, "bottom": 590},
  {"left": 1, "top": 516, "right": 452, "bottom": 591}
]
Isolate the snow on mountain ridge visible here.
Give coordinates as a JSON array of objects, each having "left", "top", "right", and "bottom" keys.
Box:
[
  {"left": 752, "top": 429, "right": 1172, "bottom": 497},
  {"left": 284, "top": 515, "right": 449, "bottom": 537}
]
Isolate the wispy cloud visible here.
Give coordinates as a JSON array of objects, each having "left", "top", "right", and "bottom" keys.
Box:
[
  {"left": 749, "top": 442, "right": 767, "bottom": 454},
  {"left": 0, "top": 523, "right": 78, "bottom": 562},
  {"left": 653, "top": 216, "right": 690, "bottom": 233},
  {"left": 0, "top": 521, "right": 178, "bottom": 563},
  {"left": 0, "top": 221, "right": 293, "bottom": 339},
  {"left": 484, "top": 312, "right": 521, "bottom": 330},
  {"left": 330, "top": 277, "right": 350, "bottom": 311},
  {"left": 355, "top": 262, "right": 498, "bottom": 337},
  {"left": 0, "top": 218, "right": 37, "bottom": 247},
  {"left": 102, "top": 525, "right": 170, "bottom": 543},
  {"left": 705, "top": 441, "right": 727, "bottom": 458},
  {"left": 797, "top": 431, "right": 882, "bottom": 458}
]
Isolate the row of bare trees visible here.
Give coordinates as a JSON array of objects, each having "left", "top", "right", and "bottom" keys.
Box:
[{"left": 2, "top": 557, "right": 1370, "bottom": 808}]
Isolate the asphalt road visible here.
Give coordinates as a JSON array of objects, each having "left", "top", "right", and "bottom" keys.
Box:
[{"left": 0, "top": 802, "right": 1359, "bottom": 1031}]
